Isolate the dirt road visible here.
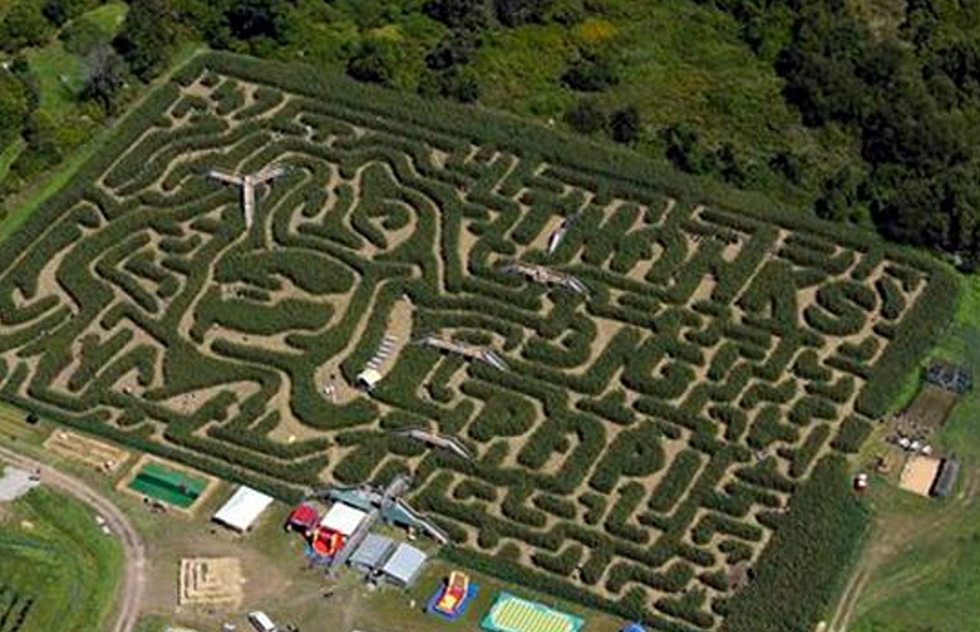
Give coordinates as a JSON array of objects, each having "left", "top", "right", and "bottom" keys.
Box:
[
  {"left": 0, "top": 444, "right": 146, "bottom": 632},
  {"left": 827, "top": 466, "right": 979, "bottom": 632}
]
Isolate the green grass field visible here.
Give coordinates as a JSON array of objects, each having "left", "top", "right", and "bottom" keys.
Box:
[
  {"left": 847, "top": 274, "right": 980, "bottom": 632},
  {"left": 0, "top": 484, "right": 123, "bottom": 632},
  {"left": 84, "top": 1, "right": 128, "bottom": 34},
  {"left": 25, "top": 40, "right": 85, "bottom": 120}
]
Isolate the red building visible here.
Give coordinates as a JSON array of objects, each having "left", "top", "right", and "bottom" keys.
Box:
[{"left": 286, "top": 503, "right": 319, "bottom": 532}]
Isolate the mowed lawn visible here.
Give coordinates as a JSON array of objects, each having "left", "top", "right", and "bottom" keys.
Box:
[
  {"left": 0, "top": 484, "right": 124, "bottom": 632},
  {"left": 83, "top": 1, "right": 128, "bottom": 34},
  {"left": 849, "top": 275, "right": 980, "bottom": 632},
  {"left": 25, "top": 39, "right": 86, "bottom": 120}
]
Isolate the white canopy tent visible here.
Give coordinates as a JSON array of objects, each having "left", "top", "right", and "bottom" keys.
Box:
[
  {"left": 356, "top": 368, "right": 383, "bottom": 390},
  {"left": 320, "top": 502, "right": 368, "bottom": 536},
  {"left": 213, "top": 486, "right": 274, "bottom": 532}
]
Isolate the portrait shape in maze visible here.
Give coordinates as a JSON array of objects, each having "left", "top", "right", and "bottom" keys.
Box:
[{"left": 0, "top": 55, "right": 953, "bottom": 630}]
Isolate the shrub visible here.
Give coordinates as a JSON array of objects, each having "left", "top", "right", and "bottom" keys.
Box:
[
  {"left": 609, "top": 106, "right": 641, "bottom": 144},
  {"left": 565, "top": 100, "right": 607, "bottom": 134}
]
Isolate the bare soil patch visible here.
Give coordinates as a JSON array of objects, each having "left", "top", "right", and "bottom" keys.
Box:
[{"left": 44, "top": 429, "right": 130, "bottom": 473}]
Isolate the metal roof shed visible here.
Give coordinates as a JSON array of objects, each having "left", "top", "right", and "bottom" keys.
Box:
[
  {"left": 931, "top": 458, "right": 961, "bottom": 497},
  {"left": 380, "top": 543, "right": 427, "bottom": 588},
  {"left": 348, "top": 533, "right": 395, "bottom": 572},
  {"left": 213, "top": 486, "right": 274, "bottom": 533}
]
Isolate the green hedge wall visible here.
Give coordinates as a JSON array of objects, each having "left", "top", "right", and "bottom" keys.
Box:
[{"left": 721, "top": 455, "right": 869, "bottom": 632}]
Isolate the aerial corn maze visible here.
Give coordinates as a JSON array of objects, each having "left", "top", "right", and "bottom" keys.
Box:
[{"left": 0, "top": 53, "right": 958, "bottom": 631}]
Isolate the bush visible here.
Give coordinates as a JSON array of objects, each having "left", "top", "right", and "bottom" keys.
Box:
[
  {"left": 609, "top": 106, "right": 641, "bottom": 144},
  {"left": 562, "top": 54, "right": 617, "bottom": 92},
  {"left": 347, "top": 40, "right": 399, "bottom": 86},
  {"left": 565, "top": 100, "right": 607, "bottom": 134},
  {"left": 418, "top": 66, "right": 481, "bottom": 103}
]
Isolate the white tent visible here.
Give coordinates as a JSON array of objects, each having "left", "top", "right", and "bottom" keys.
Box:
[
  {"left": 320, "top": 502, "right": 368, "bottom": 536},
  {"left": 213, "top": 486, "right": 274, "bottom": 532}
]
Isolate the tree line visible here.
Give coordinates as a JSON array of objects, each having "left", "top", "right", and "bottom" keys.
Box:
[{"left": 691, "top": 0, "right": 980, "bottom": 267}]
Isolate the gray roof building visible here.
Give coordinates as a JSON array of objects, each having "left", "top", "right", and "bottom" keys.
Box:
[
  {"left": 931, "top": 458, "right": 961, "bottom": 498},
  {"left": 380, "top": 543, "right": 427, "bottom": 588},
  {"left": 348, "top": 533, "right": 395, "bottom": 572}
]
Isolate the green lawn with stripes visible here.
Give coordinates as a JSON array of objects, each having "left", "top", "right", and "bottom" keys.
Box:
[{"left": 0, "top": 485, "right": 123, "bottom": 632}]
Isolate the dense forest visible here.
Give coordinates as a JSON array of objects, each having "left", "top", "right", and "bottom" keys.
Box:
[
  {"left": 704, "top": 0, "right": 980, "bottom": 267},
  {"left": 2, "top": 0, "right": 979, "bottom": 266}
]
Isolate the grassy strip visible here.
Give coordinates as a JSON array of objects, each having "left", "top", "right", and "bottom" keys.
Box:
[
  {"left": 0, "top": 139, "right": 24, "bottom": 183},
  {"left": 0, "top": 132, "right": 106, "bottom": 240},
  {"left": 720, "top": 455, "right": 870, "bottom": 632}
]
